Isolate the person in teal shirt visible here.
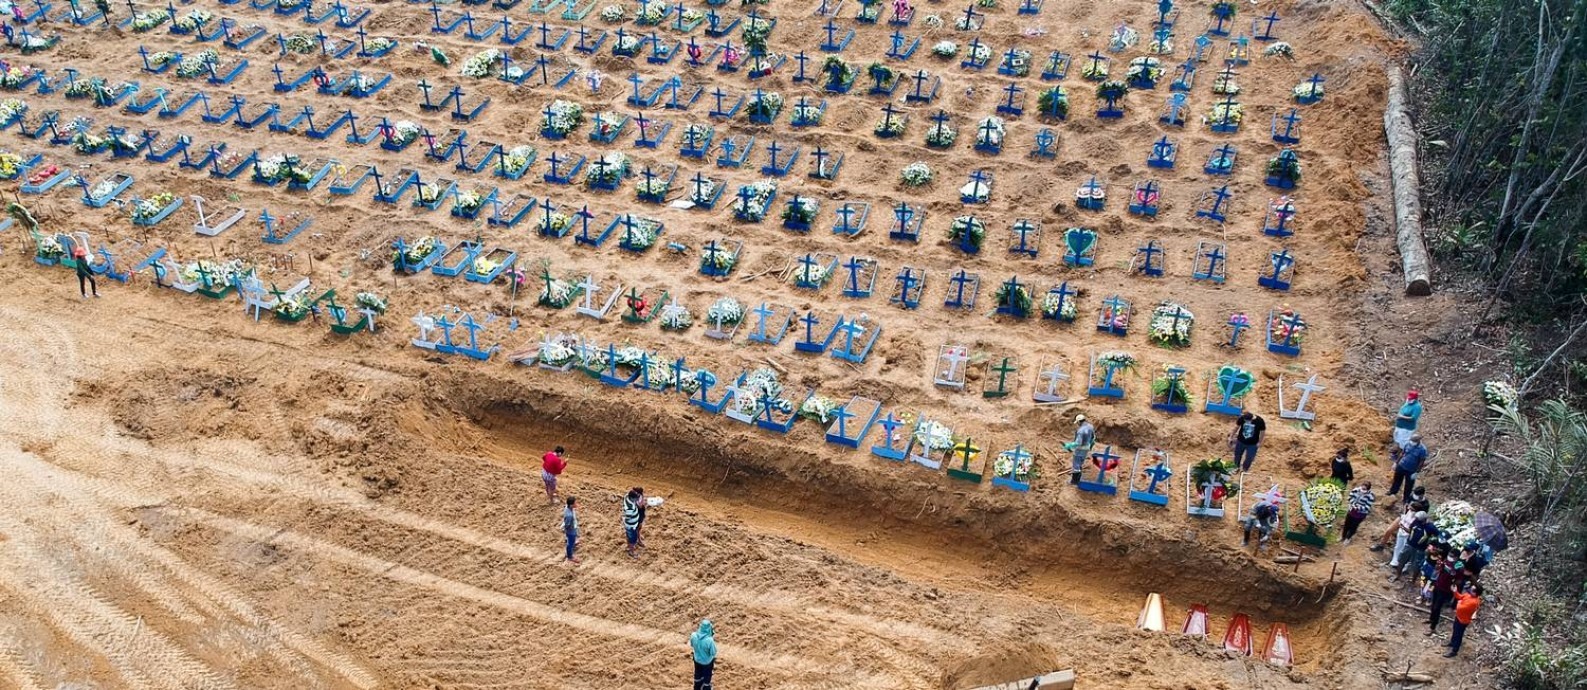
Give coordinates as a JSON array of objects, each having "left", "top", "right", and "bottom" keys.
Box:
[
  {"left": 690, "top": 619, "right": 716, "bottom": 690},
  {"left": 1393, "top": 390, "right": 1422, "bottom": 449}
]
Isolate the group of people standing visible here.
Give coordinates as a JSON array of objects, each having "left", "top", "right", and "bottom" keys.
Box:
[{"left": 539, "top": 445, "right": 717, "bottom": 688}]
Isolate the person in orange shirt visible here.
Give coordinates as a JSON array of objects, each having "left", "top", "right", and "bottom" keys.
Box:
[{"left": 1446, "top": 583, "right": 1483, "bottom": 658}]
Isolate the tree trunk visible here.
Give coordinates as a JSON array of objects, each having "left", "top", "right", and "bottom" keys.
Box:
[{"left": 1385, "top": 66, "right": 1433, "bottom": 296}]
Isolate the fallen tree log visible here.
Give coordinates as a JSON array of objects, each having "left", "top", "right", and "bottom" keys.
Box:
[{"left": 1385, "top": 65, "right": 1433, "bottom": 296}]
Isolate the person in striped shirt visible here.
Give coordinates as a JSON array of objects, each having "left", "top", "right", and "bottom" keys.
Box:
[
  {"left": 622, "top": 487, "right": 645, "bottom": 558},
  {"left": 1341, "top": 481, "right": 1375, "bottom": 544}
]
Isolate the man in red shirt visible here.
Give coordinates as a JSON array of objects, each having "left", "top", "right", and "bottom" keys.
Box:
[{"left": 542, "top": 446, "right": 568, "bottom": 505}]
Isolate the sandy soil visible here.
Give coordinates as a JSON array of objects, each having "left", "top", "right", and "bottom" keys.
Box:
[{"left": 0, "top": 0, "right": 1442, "bottom": 687}]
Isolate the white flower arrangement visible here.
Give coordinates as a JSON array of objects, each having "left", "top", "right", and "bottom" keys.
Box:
[
  {"left": 1430, "top": 500, "right": 1479, "bottom": 546},
  {"left": 615, "top": 31, "right": 642, "bottom": 52},
  {"left": 900, "top": 161, "right": 932, "bottom": 186},
  {"left": 131, "top": 192, "right": 177, "bottom": 221},
  {"left": 543, "top": 99, "right": 585, "bottom": 136},
  {"left": 1148, "top": 37, "right": 1172, "bottom": 54},
  {"left": 1108, "top": 24, "right": 1139, "bottom": 51},
  {"left": 390, "top": 120, "right": 422, "bottom": 146},
  {"left": 454, "top": 190, "right": 485, "bottom": 213},
  {"left": 1264, "top": 42, "right": 1294, "bottom": 59},
  {"left": 175, "top": 9, "right": 212, "bottom": 31},
  {"left": 925, "top": 122, "right": 956, "bottom": 147},
  {"left": 1126, "top": 56, "right": 1163, "bottom": 82},
  {"left": 793, "top": 255, "right": 832, "bottom": 287},
  {"left": 0, "top": 97, "right": 26, "bottom": 122},
  {"left": 355, "top": 292, "right": 388, "bottom": 314},
  {"left": 1207, "top": 101, "right": 1244, "bottom": 126},
  {"left": 791, "top": 99, "right": 823, "bottom": 125},
  {"left": 1148, "top": 302, "right": 1195, "bottom": 347},
  {"left": 539, "top": 274, "right": 576, "bottom": 308},
  {"left": 585, "top": 151, "right": 630, "bottom": 185},
  {"left": 975, "top": 116, "right": 1006, "bottom": 147},
  {"left": 275, "top": 292, "right": 313, "bottom": 319},
  {"left": 688, "top": 177, "right": 718, "bottom": 205},
  {"left": 705, "top": 297, "right": 744, "bottom": 326},
  {"left": 682, "top": 123, "right": 713, "bottom": 148},
  {"left": 1040, "top": 290, "right": 1078, "bottom": 320},
  {"left": 1080, "top": 59, "right": 1108, "bottom": 80},
  {"left": 798, "top": 395, "right": 840, "bottom": 423},
  {"left": 620, "top": 215, "right": 662, "bottom": 249},
  {"left": 748, "top": 91, "right": 784, "bottom": 119},
  {"left": 538, "top": 333, "right": 581, "bottom": 366},
  {"left": 874, "top": 112, "right": 906, "bottom": 136},
  {"left": 931, "top": 40, "right": 959, "bottom": 57},
  {"left": 637, "top": 174, "right": 670, "bottom": 197},
  {"left": 130, "top": 9, "right": 170, "bottom": 32},
  {"left": 461, "top": 48, "right": 502, "bottom": 78},
  {"left": 729, "top": 179, "right": 778, "bottom": 221},
  {"left": 399, "top": 236, "right": 438, "bottom": 264},
  {"left": 1293, "top": 80, "right": 1324, "bottom": 99},
  {"left": 471, "top": 256, "right": 499, "bottom": 277},
  {"left": 969, "top": 41, "right": 991, "bottom": 64},
  {"left": 702, "top": 243, "right": 737, "bottom": 273},
  {"left": 592, "top": 110, "right": 626, "bottom": 138},
  {"left": 416, "top": 183, "right": 446, "bottom": 204},
  {"left": 682, "top": 8, "right": 704, "bottom": 23},
  {"left": 175, "top": 50, "right": 219, "bottom": 78},
  {"left": 954, "top": 13, "right": 976, "bottom": 29},
  {"left": 923, "top": 14, "right": 943, "bottom": 27},
  {"left": 283, "top": 34, "right": 317, "bottom": 54},
  {"left": 636, "top": 0, "right": 666, "bottom": 23},
  {"left": 599, "top": 4, "right": 625, "bottom": 20},
  {"left": 913, "top": 420, "right": 954, "bottom": 451},
  {"left": 960, "top": 176, "right": 990, "bottom": 203},
  {"left": 89, "top": 179, "right": 117, "bottom": 199},
  {"left": 1003, "top": 48, "right": 1032, "bottom": 76},
  {"left": 993, "top": 448, "right": 1034, "bottom": 480},
  {"left": 1212, "top": 71, "right": 1240, "bottom": 95},
  {"left": 544, "top": 212, "right": 573, "bottom": 234},
  {"left": 366, "top": 37, "right": 397, "bottom": 53},
  {"left": 501, "top": 144, "right": 535, "bottom": 172},
  {"left": 146, "top": 51, "right": 176, "bottom": 67},
  {"left": 660, "top": 303, "right": 693, "bottom": 330},
  {"left": 1096, "top": 350, "right": 1138, "bottom": 372},
  {"left": 782, "top": 196, "right": 819, "bottom": 224},
  {"left": 180, "top": 258, "right": 248, "bottom": 287},
  {"left": 35, "top": 235, "right": 64, "bottom": 259},
  {"left": 741, "top": 366, "right": 785, "bottom": 402},
  {"left": 1482, "top": 380, "right": 1519, "bottom": 411}
]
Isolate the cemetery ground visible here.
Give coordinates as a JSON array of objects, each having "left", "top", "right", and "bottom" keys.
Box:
[{"left": 0, "top": 0, "right": 1481, "bottom": 687}]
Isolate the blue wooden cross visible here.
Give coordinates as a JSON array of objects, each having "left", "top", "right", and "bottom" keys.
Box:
[
  {"left": 1136, "top": 239, "right": 1164, "bottom": 277},
  {"left": 977, "top": 117, "right": 999, "bottom": 148},
  {"left": 1085, "top": 50, "right": 1106, "bottom": 75},
  {"left": 946, "top": 269, "right": 974, "bottom": 308},
  {"left": 842, "top": 255, "right": 868, "bottom": 295},
  {"left": 1011, "top": 220, "right": 1038, "bottom": 257},
  {"left": 1197, "top": 185, "right": 1231, "bottom": 223},
  {"left": 1273, "top": 108, "right": 1301, "bottom": 144},
  {"left": 1086, "top": 445, "right": 1121, "bottom": 486},
  {"left": 1156, "top": 0, "right": 1173, "bottom": 26},
  {"left": 1032, "top": 128, "right": 1056, "bottom": 158},
  {"left": 996, "top": 276, "right": 1026, "bottom": 316},
  {"left": 1227, "top": 313, "right": 1250, "bottom": 347},
  {"left": 835, "top": 204, "right": 860, "bottom": 235},
  {"left": 1254, "top": 10, "right": 1279, "bottom": 40},
  {"left": 810, "top": 146, "right": 834, "bottom": 178},
  {"left": 927, "top": 109, "right": 951, "bottom": 142},
  {"left": 1193, "top": 242, "right": 1226, "bottom": 282},
  {"left": 878, "top": 102, "right": 901, "bottom": 134},
  {"left": 828, "top": 403, "right": 854, "bottom": 438},
  {"left": 1047, "top": 282, "right": 1075, "bottom": 320},
  {"left": 1259, "top": 249, "right": 1294, "bottom": 291},
  {"left": 535, "top": 55, "right": 552, "bottom": 85},
  {"left": 1192, "top": 34, "right": 1212, "bottom": 62},
  {"left": 893, "top": 267, "right": 922, "bottom": 308},
  {"left": 1148, "top": 136, "right": 1176, "bottom": 168},
  {"left": 765, "top": 140, "right": 784, "bottom": 169},
  {"left": 628, "top": 72, "right": 644, "bottom": 104},
  {"left": 691, "top": 171, "right": 710, "bottom": 199},
  {"left": 821, "top": 19, "right": 839, "bottom": 49},
  {"left": 1297, "top": 73, "right": 1325, "bottom": 104},
  {"left": 998, "top": 82, "right": 1024, "bottom": 116},
  {"left": 871, "top": 412, "right": 907, "bottom": 460},
  {"left": 546, "top": 151, "right": 565, "bottom": 179},
  {"left": 749, "top": 302, "right": 775, "bottom": 340},
  {"left": 959, "top": 3, "right": 979, "bottom": 29},
  {"left": 792, "top": 50, "right": 809, "bottom": 81},
  {"left": 1099, "top": 295, "right": 1129, "bottom": 335},
  {"left": 1143, "top": 459, "right": 1173, "bottom": 493}
]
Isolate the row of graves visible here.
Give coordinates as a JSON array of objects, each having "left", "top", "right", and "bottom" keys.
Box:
[{"left": 0, "top": 0, "right": 1321, "bottom": 283}]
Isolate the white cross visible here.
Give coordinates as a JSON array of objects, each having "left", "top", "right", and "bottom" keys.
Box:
[
  {"left": 358, "top": 306, "right": 379, "bottom": 332},
  {"left": 410, "top": 310, "right": 437, "bottom": 349},
  {"left": 575, "top": 275, "right": 600, "bottom": 313},
  {"left": 938, "top": 345, "right": 969, "bottom": 381},
  {"left": 1035, "top": 362, "right": 1069, "bottom": 400},
  {"left": 1279, "top": 374, "right": 1324, "bottom": 421}
]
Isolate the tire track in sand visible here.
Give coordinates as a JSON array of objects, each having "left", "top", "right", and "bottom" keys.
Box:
[{"left": 0, "top": 450, "right": 378, "bottom": 689}]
